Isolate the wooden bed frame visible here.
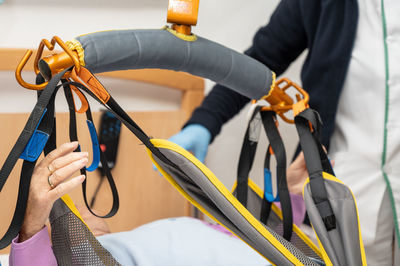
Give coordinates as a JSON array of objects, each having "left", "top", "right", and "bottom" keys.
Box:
[{"left": 0, "top": 49, "right": 204, "bottom": 253}]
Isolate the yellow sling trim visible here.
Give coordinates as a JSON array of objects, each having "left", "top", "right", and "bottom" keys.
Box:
[
  {"left": 303, "top": 172, "right": 367, "bottom": 266},
  {"left": 60, "top": 194, "right": 92, "bottom": 232},
  {"left": 147, "top": 148, "right": 274, "bottom": 265},
  {"left": 315, "top": 230, "right": 333, "bottom": 266},
  {"left": 240, "top": 178, "right": 322, "bottom": 258},
  {"left": 302, "top": 177, "right": 333, "bottom": 265},
  {"left": 148, "top": 138, "right": 304, "bottom": 265},
  {"left": 147, "top": 149, "right": 275, "bottom": 264}
]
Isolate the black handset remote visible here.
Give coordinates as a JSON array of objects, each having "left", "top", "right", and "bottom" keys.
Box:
[{"left": 98, "top": 110, "right": 122, "bottom": 172}]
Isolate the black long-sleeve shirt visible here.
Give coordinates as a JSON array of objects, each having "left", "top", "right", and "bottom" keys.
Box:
[{"left": 186, "top": 0, "right": 359, "bottom": 149}]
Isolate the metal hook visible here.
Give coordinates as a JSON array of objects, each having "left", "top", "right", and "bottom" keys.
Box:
[
  {"left": 15, "top": 49, "right": 47, "bottom": 90},
  {"left": 15, "top": 36, "right": 80, "bottom": 90}
]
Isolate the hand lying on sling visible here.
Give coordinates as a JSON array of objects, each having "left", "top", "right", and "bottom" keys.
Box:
[{"left": 18, "top": 142, "right": 88, "bottom": 242}]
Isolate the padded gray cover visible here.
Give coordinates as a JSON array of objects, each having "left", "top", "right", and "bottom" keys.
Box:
[
  {"left": 303, "top": 178, "right": 365, "bottom": 266},
  {"left": 75, "top": 29, "right": 273, "bottom": 100},
  {"left": 153, "top": 147, "right": 319, "bottom": 266}
]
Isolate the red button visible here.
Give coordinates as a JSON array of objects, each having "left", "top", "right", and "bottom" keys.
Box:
[{"left": 100, "top": 144, "right": 107, "bottom": 152}]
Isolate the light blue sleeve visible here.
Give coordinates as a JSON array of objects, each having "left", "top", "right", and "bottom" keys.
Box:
[{"left": 97, "top": 217, "right": 271, "bottom": 266}]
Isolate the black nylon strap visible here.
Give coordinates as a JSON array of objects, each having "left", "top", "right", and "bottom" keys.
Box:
[
  {"left": 260, "top": 111, "right": 292, "bottom": 241},
  {"left": 236, "top": 106, "right": 262, "bottom": 207},
  {"left": 62, "top": 83, "right": 119, "bottom": 218},
  {"left": 63, "top": 84, "right": 79, "bottom": 144},
  {"left": 297, "top": 109, "right": 334, "bottom": 176},
  {"left": 295, "top": 108, "right": 336, "bottom": 231},
  {"left": 260, "top": 146, "right": 272, "bottom": 225},
  {"left": 235, "top": 107, "right": 292, "bottom": 240},
  {"left": 0, "top": 69, "right": 181, "bottom": 250},
  {"left": 62, "top": 81, "right": 179, "bottom": 175},
  {"left": 0, "top": 70, "right": 68, "bottom": 249},
  {"left": 260, "top": 197, "right": 272, "bottom": 224},
  {"left": 42, "top": 80, "right": 57, "bottom": 156}
]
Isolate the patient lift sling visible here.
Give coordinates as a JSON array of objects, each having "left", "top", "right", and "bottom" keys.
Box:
[{"left": 0, "top": 24, "right": 367, "bottom": 265}]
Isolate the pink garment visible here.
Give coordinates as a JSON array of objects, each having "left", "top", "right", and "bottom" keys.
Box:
[
  {"left": 9, "top": 226, "right": 56, "bottom": 266},
  {"left": 202, "top": 221, "right": 236, "bottom": 237},
  {"left": 275, "top": 193, "right": 307, "bottom": 226}
]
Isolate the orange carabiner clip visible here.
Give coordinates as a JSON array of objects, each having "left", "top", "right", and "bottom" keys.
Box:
[
  {"left": 15, "top": 36, "right": 80, "bottom": 91},
  {"left": 259, "top": 78, "right": 309, "bottom": 124},
  {"left": 69, "top": 66, "right": 110, "bottom": 105},
  {"left": 15, "top": 50, "right": 46, "bottom": 90},
  {"left": 68, "top": 81, "right": 89, "bottom": 114}
]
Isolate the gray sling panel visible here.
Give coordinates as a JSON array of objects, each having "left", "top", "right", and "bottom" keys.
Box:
[
  {"left": 304, "top": 178, "right": 364, "bottom": 266},
  {"left": 152, "top": 148, "right": 319, "bottom": 266},
  {"left": 75, "top": 28, "right": 273, "bottom": 100},
  {"left": 233, "top": 184, "right": 322, "bottom": 261}
]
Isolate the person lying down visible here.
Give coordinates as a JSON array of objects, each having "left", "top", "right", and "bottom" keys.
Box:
[{"left": 9, "top": 142, "right": 310, "bottom": 266}]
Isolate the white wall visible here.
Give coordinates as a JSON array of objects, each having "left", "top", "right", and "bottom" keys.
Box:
[{"left": 0, "top": 0, "right": 305, "bottom": 188}]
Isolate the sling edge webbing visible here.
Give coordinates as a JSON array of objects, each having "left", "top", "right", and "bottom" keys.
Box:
[{"left": 149, "top": 138, "right": 309, "bottom": 265}]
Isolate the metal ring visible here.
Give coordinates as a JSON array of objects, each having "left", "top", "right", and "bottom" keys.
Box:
[{"left": 48, "top": 175, "right": 55, "bottom": 189}]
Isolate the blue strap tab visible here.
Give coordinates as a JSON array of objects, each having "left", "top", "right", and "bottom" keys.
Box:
[
  {"left": 264, "top": 168, "right": 280, "bottom": 202},
  {"left": 20, "top": 109, "right": 49, "bottom": 162},
  {"left": 86, "top": 120, "right": 100, "bottom": 172}
]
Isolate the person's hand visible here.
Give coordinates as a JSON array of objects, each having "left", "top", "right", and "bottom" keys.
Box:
[
  {"left": 19, "top": 142, "right": 88, "bottom": 242},
  {"left": 286, "top": 152, "right": 308, "bottom": 195},
  {"left": 153, "top": 124, "right": 211, "bottom": 172},
  {"left": 168, "top": 124, "right": 211, "bottom": 162},
  {"left": 287, "top": 152, "right": 335, "bottom": 195}
]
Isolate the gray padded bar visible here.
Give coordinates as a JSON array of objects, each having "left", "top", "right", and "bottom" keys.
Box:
[{"left": 76, "top": 29, "right": 273, "bottom": 100}]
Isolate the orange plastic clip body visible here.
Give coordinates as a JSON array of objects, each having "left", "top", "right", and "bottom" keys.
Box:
[
  {"left": 260, "top": 78, "right": 309, "bottom": 124},
  {"left": 15, "top": 36, "right": 80, "bottom": 91},
  {"left": 38, "top": 51, "right": 77, "bottom": 81},
  {"left": 167, "top": 0, "right": 199, "bottom": 35},
  {"left": 70, "top": 67, "right": 110, "bottom": 105},
  {"left": 69, "top": 84, "right": 89, "bottom": 113}
]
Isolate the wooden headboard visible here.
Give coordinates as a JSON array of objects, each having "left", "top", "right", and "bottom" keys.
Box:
[{"left": 0, "top": 49, "right": 204, "bottom": 252}]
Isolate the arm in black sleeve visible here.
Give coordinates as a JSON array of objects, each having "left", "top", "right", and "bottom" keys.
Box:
[
  {"left": 186, "top": 0, "right": 308, "bottom": 142},
  {"left": 184, "top": 84, "right": 250, "bottom": 142}
]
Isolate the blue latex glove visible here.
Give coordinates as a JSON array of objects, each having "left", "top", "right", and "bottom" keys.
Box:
[
  {"left": 153, "top": 124, "right": 211, "bottom": 172},
  {"left": 168, "top": 124, "right": 211, "bottom": 163}
]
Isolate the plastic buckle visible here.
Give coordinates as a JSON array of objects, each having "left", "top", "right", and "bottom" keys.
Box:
[
  {"left": 85, "top": 120, "right": 100, "bottom": 172},
  {"left": 264, "top": 168, "right": 280, "bottom": 202},
  {"left": 20, "top": 109, "right": 49, "bottom": 162}
]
